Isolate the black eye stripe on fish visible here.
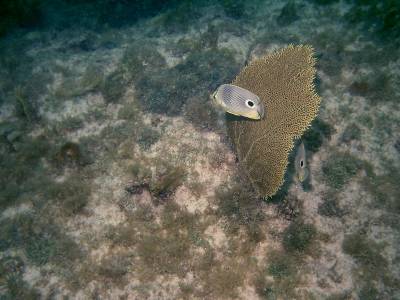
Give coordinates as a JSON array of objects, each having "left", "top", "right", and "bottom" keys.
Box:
[{"left": 295, "top": 142, "right": 308, "bottom": 183}]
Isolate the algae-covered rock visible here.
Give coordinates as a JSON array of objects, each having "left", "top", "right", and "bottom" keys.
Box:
[{"left": 227, "top": 45, "right": 321, "bottom": 197}]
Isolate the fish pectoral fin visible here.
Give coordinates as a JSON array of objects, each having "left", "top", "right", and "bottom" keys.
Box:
[{"left": 304, "top": 169, "right": 309, "bottom": 180}]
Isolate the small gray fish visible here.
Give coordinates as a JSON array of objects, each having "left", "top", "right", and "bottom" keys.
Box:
[
  {"left": 212, "top": 84, "right": 265, "bottom": 120},
  {"left": 294, "top": 142, "right": 308, "bottom": 182}
]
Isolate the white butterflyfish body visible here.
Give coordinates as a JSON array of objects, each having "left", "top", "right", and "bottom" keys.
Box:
[
  {"left": 294, "top": 142, "right": 309, "bottom": 183},
  {"left": 212, "top": 84, "right": 265, "bottom": 120}
]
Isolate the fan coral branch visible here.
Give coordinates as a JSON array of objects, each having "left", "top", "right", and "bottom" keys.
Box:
[{"left": 227, "top": 45, "right": 321, "bottom": 197}]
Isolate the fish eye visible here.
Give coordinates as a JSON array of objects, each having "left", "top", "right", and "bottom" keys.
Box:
[
  {"left": 246, "top": 100, "right": 254, "bottom": 108},
  {"left": 300, "top": 160, "right": 304, "bottom": 167}
]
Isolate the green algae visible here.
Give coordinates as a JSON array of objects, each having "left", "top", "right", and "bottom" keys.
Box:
[
  {"left": 80, "top": 65, "right": 104, "bottom": 92},
  {"left": 358, "top": 285, "right": 379, "bottom": 300},
  {"left": 362, "top": 160, "right": 400, "bottom": 214},
  {"left": 136, "top": 127, "right": 160, "bottom": 151},
  {"left": 122, "top": 43, "right": 166, "bottom": 79},
  {"left": 0, "top": 213, "right": 82, "bottom": 267},
  {"left": 326, "top": 292, "right": 352, "bottom": 300},
  {"left": 0, "top": 133, "right": 51, "bottom": 209},
  {"left": 283, "top": 220, "right": 317, "bottom": 254},
  {"left": 255, "top": 251, "right": 302, "bottom": 300},
  {"left": 342, "top": 231, "right": 399, "bottom": 297},
  {"left": 311, "top": 0, "right": 337, "bottom": 4},
  {"left": 97, "top": 254, "right": 132, "bottom": 283},
  {"left": 346, "top": 0, "right": 400, "bottom": 43},
  {"left": 46, "top": 175, "right": 91, "bottom": 216},
  {"left": 349, "top": 70, "right": 397, "bottom": 105},
  {"left": 100, "top": 70, "right": 127, "bottom": 103},
  {"left": 135, "top": 48, "right": 239, "bottom": 116},
  {"left": 154, "top": 1, "right": 204, "bottom": 34},
  {"left": 322, "top": 151, "right": 363, "bottom": 189},
  {"left": 303, "top": 118, "right": 334, "bottom": 153},
  {"left": 14, "top": 86, "right": 38, "bottom": 123},
  {"left": 0, "top": 255, "right": 40, "bottom": 298},
  {"left": 267, "top": 250, "right": 298, "bottom": 279},
  {"left": 105, "top": 196, "right": 249, "bottom": 298},
  {"left": 53, "top": 141, "right": 81, "bottom": 166},
  {"left": 134, "top": 202, "right": 204, "bottom": 279},
  {"left": 183, "top": 96, "right": 220, "bottom": 131},
  {"left": 341, "top": 123, "right": 361, "bottom": 143},
  {"left": 256, "top": 218, "right": 321, "bottom": 299},
  {"left": 216, "top": 180, "right": 265, "bottom": 242},
  {"left": 276, "top": 195, "right": 303, "bottom": 221},
  {"left": 150, "top": 165, "right": 186, "bottom": 202},
  {"left": 318, "top": 196, "right": 346, "bottom": 218},
  {"left": 220, "top": 0, "right": 246, "bottom": 18},
  {"left": 277, "top": 0, "right": 299, "bottom": 26}
]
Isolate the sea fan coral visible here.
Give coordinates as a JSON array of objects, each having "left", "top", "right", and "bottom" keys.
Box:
[{"left": 227, "top": 45, "right": 321, "bottom": 197}]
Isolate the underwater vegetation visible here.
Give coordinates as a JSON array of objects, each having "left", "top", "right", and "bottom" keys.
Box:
[
  {"left": 136, "top": 127, "right": 161, "bottom": 151},
  {"left": 310, "top": 0, "right": 338, "bottom": 4},
  {"left": 155, "top": 0, "right": 249, "bottom": 33},
  {"left": 340, "top": 123, "right": 361, "bottom": 143},
  {"left": 104, "top": 199, "right": 247, "bottom": 298},
  {"left": 362, "top": 161, "right": 400, "bottom": 214},
  {"left": 219, "top": 0, "right": 246, "bottom": 18},
  {"left": 346, "top": 0, "right": 400, "bottom": 42},
  {"left": 343, "top": 232, "right": 387, "bottom": 275},
  {"left": 45, "top": 175, "right": 91, "bottom": 216},
  {"left": 277, "top": 0, "right": 299, "bottom": 26},
  {"left": 103, "top": 40, "right": 238, "bottom": 130},
  {"left": 13, "top": 86, "right": 39, "bottom": 123},
  {"left": 149, "top": 165, "right": 186, "bottom": 204},
  {"left": 348, "top": 69, "right": 397, "bottom": 106},
  {"left": 322, "top": 151, "right": 363, "bottom": 189},
  {"left": 216, "top": 180, "right": 265, "bottom": 242},
  {"left": 318, "top": 193, "right": 346, "bottom": 218},
  {"left": 276, "top": 195, "right": 303, "bottom": 220},
  {"left": 283, "top": 220, "right": 317, "bottom": 254},
  {"left": 255, "top": 250, "right": 302, "bottom": 299},
  {"left": 0, "top": 212, "right": 82, "bottom": 267},
  {"left": 154, "top": 1, "right": 205, "bottom": 34},
  {"left": 55, "top": 65, "right": 104, "bottom": 100},
  {"left": 100, "top": 70, "right": 127, "bottom": 104},
  {"left": 0, "top": 255, "right": 40, "bottom": 299},
  {"left": 0, "top": 129, "right": 50, "bottom": 209},
  {"left": 53, "top": 141, "right": 88, "bottom": 167},
  {"left": 0, "top": 0, "right": 399, "bottom": 297},
  {"left": 135, "top": 48, "right": 239, "bottom": 116},
  {"left": 302, "top": 118, "right": 334, "bottom": 152},
  {"left": 343, "top": 231, "right": 400, "bottom": 298},
  {"left": 227, "top": 45, "right": 321, "bottom": 197},
  {"left": 183, "top": 96, "right": 221, "bottom": 131},
  {"left": 255, "top": 219, "right": 319, "bottom": 299},
  {"left": 311, "top": 0, "right": 400, "bottom": 43}
]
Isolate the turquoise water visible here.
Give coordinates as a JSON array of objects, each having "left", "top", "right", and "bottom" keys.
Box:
[{"left": 0, "top": 1, "right": 399, "bottom": 299}]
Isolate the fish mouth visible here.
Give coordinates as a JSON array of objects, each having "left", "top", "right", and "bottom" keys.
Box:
[{"left": 257, "top": 105, "right": 265, "bottom": 119}]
